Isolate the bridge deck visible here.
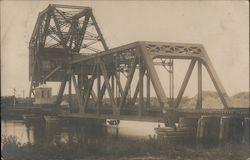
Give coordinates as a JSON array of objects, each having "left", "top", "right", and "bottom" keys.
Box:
[
  {"left": 59, "top": 113, "right": 163, "bottom": 122},
  {"left": 177, "top": 109, "right": 249, "bottom": 119},
  {"left": 59, "top": 108, "right": 249, "bottom": 123}
]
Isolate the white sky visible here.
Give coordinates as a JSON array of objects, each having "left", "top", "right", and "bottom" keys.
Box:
[{"left": 1, "top": 1, "right": 249, "bottom": 97}]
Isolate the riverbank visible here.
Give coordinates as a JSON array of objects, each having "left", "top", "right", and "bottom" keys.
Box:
[{"left": 2, "top": 136, "right": 249, "bottom": 160}]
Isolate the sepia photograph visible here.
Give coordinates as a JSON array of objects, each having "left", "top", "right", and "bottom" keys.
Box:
[{"left": 1, "top": 1, "right": 249, "bottom": 160}]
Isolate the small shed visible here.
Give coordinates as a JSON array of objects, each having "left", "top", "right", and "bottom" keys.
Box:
[{"left": 34, "top": 85, "right": 53, "bottom": 105}]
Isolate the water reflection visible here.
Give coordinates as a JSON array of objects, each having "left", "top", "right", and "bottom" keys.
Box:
[
  {"left": 1, "top": 119, "right": 160, "bottom": 146},
  {"left": 2, "top": 120, "right": 31, "bottom": 144}
]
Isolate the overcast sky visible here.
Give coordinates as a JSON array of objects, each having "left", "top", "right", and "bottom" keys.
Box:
[{"left": 1, "top": 1, "right": 249, "bottom": 97}]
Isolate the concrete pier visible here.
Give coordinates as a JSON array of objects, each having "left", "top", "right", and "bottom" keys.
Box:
[
  {"left": 44, "top": 116, "right": 60, "bottom": 128},
  {"left": 230, "top": 117, "right": 244, "bottom": 143},
  {"left": 196, "top": 115, "right": 220, "bottom": 145},
  {"left": 23, "top": 114, "right": 46, "bottom": 145},
  {"left": 219, "top": 116, "right": 245, "bottom": 144},
  {"left": 68, "top": 118, "right": 107, "bottom": 145},
  {"left": 179, "top": 117, "right": 198, "bottom": 130},
  {"left": 154, "top": 117, "right": 199, "bottom": 143},
  {"left": 243, "top": 117, "right": 249, "bottom": 144},
  {"left": 44, "top": 116, "right": 61, "bottom": 145},
  {"left": 196, "top": 115, "right": 246, "bottom": 145},
  {"left": 179, "top": 117, "right": 198, "bottom": 142},
  {"left": 219, "top": 116, "right": 231, "bottom": 143},
  {"left": 156, "top": 115, "right": 247, "bottom": 145}
]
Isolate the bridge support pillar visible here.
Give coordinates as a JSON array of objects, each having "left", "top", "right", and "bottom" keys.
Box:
[
  {"left": 219, "top": 116, "right": 230, "bottom": 144},
  {"left": 196, "top": 115, "right": 220, "bottom": 145},
  {"left": 69, "top": 118, "right": 107, "bottom": 145},
  {"left": 44, "top": 116, "right": 60, "bottom": 128},
  {"left": 44, "top": 116, "right": 61, "bottom": 145},
  {"left": 196, "top": 117, "right": 204, "bottom": 144},
  {"left": 179, "top": 117, "right": 198, "bottom": 129},
  {"left": 243, "top": 117, "right": 249, "bottom": 144},
  {"left": 220, "top": 116, "right": 246, "bottom": 143},
  {"left": 197, "top": 116, "right": 246, "bottom": 145},
  {"left": 179, "top": 117, "right": 198, "bottom": 143}
]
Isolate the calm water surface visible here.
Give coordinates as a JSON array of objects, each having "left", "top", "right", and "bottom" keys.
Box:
[{"left": 1, "top": 119, "right": 164, "bottom": 145}]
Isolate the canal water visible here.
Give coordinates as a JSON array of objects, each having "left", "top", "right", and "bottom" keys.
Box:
[{"left": 1, "top": 119, "right": 164, "bottom": 145}]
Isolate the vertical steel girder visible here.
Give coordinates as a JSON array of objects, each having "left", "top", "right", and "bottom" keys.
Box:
[
  {"left": 96, "top": 64, "right": 101, "bottom": 114},
  {"left": 146, "top": 72, "right": 150, "bottom": 108},
  {"left": 169, "top": 59, "right": 174, "bottom": 107},
  {"left": 78, "top": 72, "right": 83, "bottom": 95},
  {"left": 68, "top": 70, "right": 72, "bottom": 109},
  {"left": 111, "top": 75, "right": 115, "bottom": 94},
  {"left": 139, "top": 43, "right": 168, "bottom": 107},
  {"left": 138, "top": 58, "right": 144, "bottom": 117},
  {"left": 196, "top": 60, "right": 202, "bottom": 109}
]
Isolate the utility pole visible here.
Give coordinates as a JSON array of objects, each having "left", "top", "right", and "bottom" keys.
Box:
[
  {"left": 22, "top": 90, "right": 25, "bottom": 99},
  {"left": 13, "top": 88, "right": 16, "bottom": 108}
]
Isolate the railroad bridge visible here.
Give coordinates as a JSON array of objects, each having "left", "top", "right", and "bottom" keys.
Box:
[{"left": 28, "top": 4, "right": 249, "bottom": 143}]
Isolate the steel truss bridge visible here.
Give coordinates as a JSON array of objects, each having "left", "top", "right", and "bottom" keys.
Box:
[{"left": 29, "top": 4, "right": 249, "bottom": 126}]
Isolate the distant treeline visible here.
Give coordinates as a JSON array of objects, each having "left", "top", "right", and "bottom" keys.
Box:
[
  {"left": 1, "top": 96, "right": 30, "bottom": 107},
  {"left": 1, "top": 91, "right": 249, "bottom": 109}
]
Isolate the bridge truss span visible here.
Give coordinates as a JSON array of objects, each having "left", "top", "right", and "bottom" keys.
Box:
[{"left": 29, "top": 4, "right": 240, "bottom": 125}]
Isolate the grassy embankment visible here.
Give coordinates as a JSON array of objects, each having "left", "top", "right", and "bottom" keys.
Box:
[{"left": 1, "top": 135, "right": 249, "bottom": 160}]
